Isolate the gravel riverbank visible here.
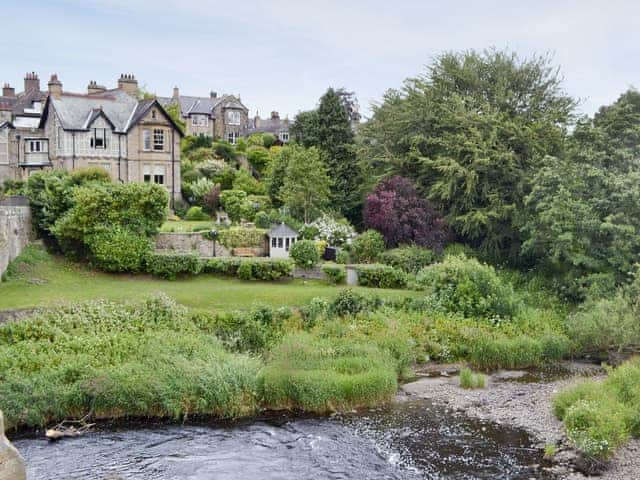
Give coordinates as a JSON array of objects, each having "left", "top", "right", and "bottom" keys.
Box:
[{"left": 397, "top": 362, "right": 640, "bottom": 479}]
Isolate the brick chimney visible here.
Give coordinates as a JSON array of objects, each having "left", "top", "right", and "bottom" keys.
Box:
[
  {"left": 117, "top": 73, "right": 138, "bottom": 97},
  {"left": 2, "top": 84, "right": 15, "bottom": 97},
  {"left": 270, "top": 111, "right": 280, "bottom": 120},
  {"left": 48, "top": 74, "right": 63, "bottom": 99},
  {"left": 24, "top": 72, "right": 40, "bottom": 92},
  {"left": 87, "top": 80, "right": 107, "bottom": 95},
  {"left": 173, "top": 86, "right": 180, "bottom": 99},
  {"left": 210, "top": 91, "right": 217, "bottom": 99}
]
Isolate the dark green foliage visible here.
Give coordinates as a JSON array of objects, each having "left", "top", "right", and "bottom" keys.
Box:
[
  {"left": 204, "top": 258, "right": 293, "bottom": 281},
  {"left": 361, "top": 49, "right": 576, "bottom": 260},
  {"left": 86, "top": 226, "right": 152, "bottom": 273},
  {"left": 289, "top": 240, "right": 320, "bottom": 269},
  {"left": 351, "top": 230, "right": 386, "bottom": 263},
  {"left": 378, "top": 246, "right": 436, "bottom": 273},
  {"left": 328, "top": 289, "right": 374, "bottom": 318},
  {"left": 262, "top": 133, "right": 277, "bottom": 149},
  {"left": 70, "top": 166, "right": 111, "bottom": 184},
  {"left": 416, "top": 254, "right": 518, "bottom": 320},
  {"left": 356, "top": 265, "right": 408, "bottom": 289},
  {"left": 322, "top": 264, "right": 347, "bottom": 285},
  {"left": 217, "top": 227, "right": 266, "bottom": 249},
  {"left": 214, "top": 142, "right": 237, "bottom": 162},
  {"left": 145, "top": 252, "right": 203, "bottom": 280},
  {"left": 292, "top": 88, "right": 364, "bottom": 225},
  {"left": 247, "top": 146, "right": 270, "bottom": 173},
  {"left": 469, "top": 333, "right": 570, "bottom": 369},
  {"left": 184, "top": 206, "right": 210, "bottom": 221}
]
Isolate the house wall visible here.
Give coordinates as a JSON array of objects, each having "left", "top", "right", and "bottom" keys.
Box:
[
  {"left": 186, "top": 114, "right": 215, "bottom": 137},
  {"left": 0, "top": 201, "right": 33, "bottom": 282}
]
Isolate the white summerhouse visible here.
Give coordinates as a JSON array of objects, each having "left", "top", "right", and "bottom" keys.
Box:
[{"left": 267, "top": 223, "right": 298, "bottom": 258}]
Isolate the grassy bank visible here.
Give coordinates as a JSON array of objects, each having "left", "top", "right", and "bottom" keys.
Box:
[{"left": 0, "top": 245, "right": 415, "bottom": 312}]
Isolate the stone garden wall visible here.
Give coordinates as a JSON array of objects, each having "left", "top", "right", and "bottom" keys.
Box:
[
  {"left": 155, "top": 232, "right": 230, "bottom": 257},
  {"left": 0, "top": 409, "right": 26, "bottom": 480},
  {"left": 0, "top": 198, "right": 33, "bottom": 283}
]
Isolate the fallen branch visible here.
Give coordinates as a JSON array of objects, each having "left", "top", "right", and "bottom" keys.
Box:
[{"left": 45, "top": 414, "right": 95, "bottom": 441}]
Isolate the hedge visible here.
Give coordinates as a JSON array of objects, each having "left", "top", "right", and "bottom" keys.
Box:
[
  {"left": 322, "top": 264, "right": 347, "bottom": 285},
  {"left": 355, "top": 264, "right": 407, "bottom": 289},
  {"left": 204, "top": 258, "right": 293, "bottom": 281},
  {"left": 145, "top": 252, "right": 203, "bottom": 280},
  {"left": 218, "top": 227, "right": 267, "bottom": 249}
]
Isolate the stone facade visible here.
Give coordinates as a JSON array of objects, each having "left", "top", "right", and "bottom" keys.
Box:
[
  {"left": 0, "top": 410, "right": 26, "bottom": 480},
  {"left": 0, "top": 200, "right": 33, "bottom": 282}
]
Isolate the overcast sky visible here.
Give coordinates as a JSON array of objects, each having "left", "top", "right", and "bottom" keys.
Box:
[{"left": 2, "top": 0, "right": 639, "bottom": 120}]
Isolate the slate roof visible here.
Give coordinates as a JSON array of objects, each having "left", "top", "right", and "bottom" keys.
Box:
[
  {"left": 247, "top": 116, "right": 290, "bottom": 135},
  {"left": 158, "top": 94, "right": 248, "bottom": 118},
  {"left": 10, "top": 88, "right": 47, "bottom": 117},
  {"left": 42, "top": 91, "right": 182, "bottom": 135},
  {"left": 267, "top": 223, "right": 299, "bottom": 238}
]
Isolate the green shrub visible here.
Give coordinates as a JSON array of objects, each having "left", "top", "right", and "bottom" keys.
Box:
[
  {"left": 416, "top": 254, "right": 518, "bottom": 320},
  {"left": 459, "top": 367, "right": 486, "bottom": 389},
  {"left": 300, "top": 297, "right": 330, "bottom": 326},
  {"left": 70, "top": 166, "right": 111, "bottom": 184},
  {"left": 254, "top": 211, "right": 271, "bottom": 229},
  {"left": 204, "top": 258, "right": 293, "bottom": 281},
  {"left": 328, "top": 289, "right": 373, "bottom": 318},
  {"left": 322, "top": 264, "right": 347, "bottom": 285},
  {"left": 237, "top": 261, "right": 253, "bottom": 280},
  {"left": 0, "top": 296, "right": 260, "bottom": 430},
  {"left": 184, "top": 206, "right": 210, "bottom": 221},
  {"left": 356, "top": 264, "right": 407, "bottom": 289},
  {"left": 378, "top": 246, "right": 435, "bottom": 273},
  {"left": 290, "top": 240, "right": 320, "bottom": 269},
  {"left": 351, "top": 230, "right": 385, "bottom": 263},
  {"left": 259, "top": 333, "right": 398, "bottom": 412},
  {"left": 218, "top": 227, "right": 266, "bottom": 249},
  {"left": 145, "top": 252, "right": 203, "bottom": 280},
  {"left": 336, "top": 249, "right": 350, "bottom": 264},
  {"left": 87, "top": 226, "right": 152, "bottom": 273}
]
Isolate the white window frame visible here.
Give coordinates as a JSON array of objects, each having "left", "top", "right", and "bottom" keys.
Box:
[
  {"left": 0, "top": 130, "right": 8, "bottom": 165},
  {"left": 153, "top": 129, "right": 164, "bottom": 151},
  {"left": 143, "top": 130, "right": 152, "bottom": 151},
  {"left": 90, "top": 128, "right": 107, "bottom": 149},
  {"left": 279, "top": 132, "right": 289, "bottom": 142},
  {"left": 27, "top": 139, "right": 48, "bottom": 153},
  {"left": 227, "top": 110, "right": 241, "bottom": 125},
  {"left": 227, "top": 131, "right": 239, "bottom": 145},
  {"left": 153, "top": 165, "right": 165, "bottom": 185}
]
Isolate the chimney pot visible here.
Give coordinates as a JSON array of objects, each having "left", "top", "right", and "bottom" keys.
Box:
[
  {"left": 117, "top": 73, "right": 139, "bottom": 97},
  {"left": 2, "top": 83, "right": 15, "bottom": 97},
  {"left": 173, "top": 86, "right": 180, "bottom": 99},
  {"left": 48, "top": 74, "right": 63, "bottom": 99},
  {"left": 24, "top": 71, "right": 41, "bottom": 93}
]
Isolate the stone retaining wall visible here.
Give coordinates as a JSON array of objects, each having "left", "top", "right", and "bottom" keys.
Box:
[
  {"left": 155, "top": 232, "right": 267, "bottom": 258},
  {"left": 0, "top": 201, "right": 33, "bottom": 283}
]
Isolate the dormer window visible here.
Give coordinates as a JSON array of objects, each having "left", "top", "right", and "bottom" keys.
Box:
[{"left": 90, "top": 128, "right": 107, "bottom": 149}]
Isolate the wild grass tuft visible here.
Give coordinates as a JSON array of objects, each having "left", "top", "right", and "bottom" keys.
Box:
[{"left": 459, "top": 367, "right": 486, "bottom": 389}]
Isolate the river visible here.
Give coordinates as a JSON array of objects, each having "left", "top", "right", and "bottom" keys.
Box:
[{"left": 13, "top": 399, "right": 553, "bottom": 479}]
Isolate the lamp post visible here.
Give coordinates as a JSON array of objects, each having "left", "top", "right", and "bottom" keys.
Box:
[{"left": 208, "top": 229, "right": 218, "bottom": 257}]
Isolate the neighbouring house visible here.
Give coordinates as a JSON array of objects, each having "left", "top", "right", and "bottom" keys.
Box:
[
  {"left": 0, "top": 72, "right": 50, "bottom": 182},
  {"left": 267, "top": 223, "right": 298, "bottom": 259},
  {"left": 247, "top": 111, "right": 290, "bottom": 143},
  {"left": 37, "top": 73, "right": 184, "bottom": 203},
  {"left": 158, "top": 87, "right": 249, "bottom": 144}
]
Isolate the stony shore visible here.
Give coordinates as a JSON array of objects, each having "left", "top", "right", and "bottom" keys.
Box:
[{"left": 397, "top": 362, "right": 640, "bottom": 480}]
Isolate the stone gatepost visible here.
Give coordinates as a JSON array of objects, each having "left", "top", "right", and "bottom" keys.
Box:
[{"left": 0, "top": 410, "right": 26, "bottom": 480}]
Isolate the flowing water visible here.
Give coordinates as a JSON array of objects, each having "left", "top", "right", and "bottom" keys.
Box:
[{"left": 13, "top": 399, "right": 553, "bottom": 480}]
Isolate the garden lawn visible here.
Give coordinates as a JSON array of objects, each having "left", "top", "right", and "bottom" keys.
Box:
[
  {"left": 0, "top": 246, "right": 417, "bottom": 312},
  {"left": 160, "top": 220, "right": 218, "bottom": 232}
]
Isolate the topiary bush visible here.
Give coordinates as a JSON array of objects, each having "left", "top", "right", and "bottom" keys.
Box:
[
  {"left": 378, "top": 246, "right": 436, "bottom": 273},
  {"left": 351, "top": 230, "right": 385, "bottom": 263},
  {"left": 355, "top": 264, "right": 407, "bottom": 289},
  {"left": 322, "top": 264, "right": 347, "bottom": 285},
  {"left": 416, "top": 254, "right": 518, "bottom": 320},
  {"left": 290, "top": 240, "right": 320, "bottom": 269},
  {"left": 184, "top": 206, "right": 210, "bottom": 221},
  {"left": 86, "top": 226, "right": 152, "bottom": 273},
  {"left": 145, "top": 252, "right": 203, "bottom": 280}
]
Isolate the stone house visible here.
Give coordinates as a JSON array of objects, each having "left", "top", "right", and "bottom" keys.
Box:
[
  {"left": 158, "top": 87, "right": 249, "bottom": 144},
  {"left": 36, "top": 74, "right": 184, "bottom": 203},
  {"left": 0, "top": 72, "right": 50, "bottom": 181},
  {"left": 246, "top": 111, "right": 290, "bottom": 143}
]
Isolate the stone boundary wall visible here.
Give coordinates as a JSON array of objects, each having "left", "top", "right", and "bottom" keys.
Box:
[
  {"left": 292, "top": 266, "right": 326, "bottom": 280},
  {"left": 155, "top": 232, "right": 230, "bottom": 257},
  {"left": 0, "top": 410, "right": 26, "bottom": 480},
  {"left": 0, "top": 203, "right": 33, "bottom": 283}
]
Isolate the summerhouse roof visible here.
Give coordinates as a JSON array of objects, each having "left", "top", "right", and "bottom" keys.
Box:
[{"left": 267, "top": 223, "right": 299, "bottom": 238}]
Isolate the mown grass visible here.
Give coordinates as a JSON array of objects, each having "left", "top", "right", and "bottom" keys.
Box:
[
  {"left": 0, "top": 245, "right": 416, "bottom": 312},
  {"left": 553, "top": 358, "right": 640, "bottom": 461}
]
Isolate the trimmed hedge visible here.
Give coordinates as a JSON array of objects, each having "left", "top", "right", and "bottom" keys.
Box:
[
  {"left": 145, "top": 252, "right": 203, "bottom": 280},
  {"left": 322, "top": 264, "right": 347, "bottom": 285},
  {"left": 218, "top": 227, "right": 267, "bottom": 249},
  {"left": 355, "top": 264, "right": 407, "bottom": 289},
  {"left": 378, "top": 246, "right": 435, "bottom": 273},
  {"left": 204, "top": 258, "right": 293, "bottom": 281}
]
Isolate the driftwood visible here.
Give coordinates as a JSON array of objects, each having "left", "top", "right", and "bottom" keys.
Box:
[{"left": 45, "top": 414, "right": 95, "bottom": 441}]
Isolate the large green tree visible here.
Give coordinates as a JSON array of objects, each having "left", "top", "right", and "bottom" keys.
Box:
[
  {"left": 361, "top": 49, "right": 576, "bottom": 260},
  {"left": 292, "top": 88, "right": 364, "bottom": 226},
  {"left": 280, "top": 146, "right": 331, "bottom": 223},
  {"left": 522, "top": 89, "right": 640, "bottom": 299}
]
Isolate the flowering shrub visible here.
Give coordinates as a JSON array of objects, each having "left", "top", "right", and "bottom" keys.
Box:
[
  {"left": 290, "top": 240, "right": 320, "bottom": 269},
  {"left": 308, "top": 214, "right": 355, "bottom": 246}
]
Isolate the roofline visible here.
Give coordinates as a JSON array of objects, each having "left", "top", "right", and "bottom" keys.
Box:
[{"left": 125, "top": 99, "right": 185, "bottom": 137}]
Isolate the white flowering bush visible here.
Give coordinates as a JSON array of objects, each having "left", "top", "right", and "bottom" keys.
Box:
[{"left": 308, "top": 214, "right": 355, "bottom": 246}]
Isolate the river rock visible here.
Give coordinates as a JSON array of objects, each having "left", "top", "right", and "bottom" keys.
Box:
[{"left": 0, "top": 410, "right": 26, "bottom": 480}]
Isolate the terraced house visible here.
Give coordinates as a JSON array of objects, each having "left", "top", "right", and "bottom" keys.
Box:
[
  {"left": 159, "top": 87, "right": 249, "bottom": 144},
  {"left": 36, "top": 74, "right": 184, "bottom": 203}
]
